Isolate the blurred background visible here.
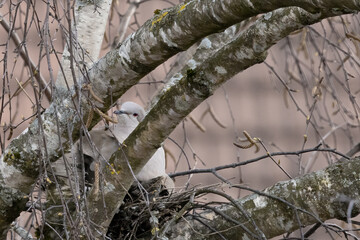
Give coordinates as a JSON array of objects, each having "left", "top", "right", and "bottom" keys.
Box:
[{"left": 1, "top": 0, "right": 360, "bottom": 239}]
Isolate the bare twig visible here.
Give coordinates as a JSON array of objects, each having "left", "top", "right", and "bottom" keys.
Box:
[
  {"left": 169, "top": 145, "right": 349, "bottom": 178},
  {"left": 0, "top": 15, "right": 51, "bottom": 100}
]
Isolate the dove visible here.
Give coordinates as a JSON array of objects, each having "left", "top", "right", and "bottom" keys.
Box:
[
  {"left": 82, "top": 101, "right": 167, "bottom": 181},
  {"left": 53, "top": 101, "right": 174, "bottom": 190}
]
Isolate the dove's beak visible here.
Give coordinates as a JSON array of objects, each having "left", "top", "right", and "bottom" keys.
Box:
[{"left": 114, "top": 110, "right": 126, "bottom": 115}]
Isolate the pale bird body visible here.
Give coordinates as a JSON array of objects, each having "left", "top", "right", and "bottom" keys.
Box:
[
  {"left": 82, "top": 102, "right": 168, "bottom": 182},
  {"left": 53, "top": 102, "right": 173, "bottom": 190}
]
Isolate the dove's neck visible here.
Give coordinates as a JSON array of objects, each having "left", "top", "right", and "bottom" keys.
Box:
[{"left": 112, "top": 117, "right": 139, "bottom": 142}]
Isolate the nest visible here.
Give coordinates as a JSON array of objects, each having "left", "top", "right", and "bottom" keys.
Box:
[{"left": 106, "top": 177, "right": 200, "bottom": 239}]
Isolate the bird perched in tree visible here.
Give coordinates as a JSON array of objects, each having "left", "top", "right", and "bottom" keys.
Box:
[
  {"left": 53, "top": 101, "right": 174, "bottom": 191},
  {"left": 81, "top": 101, "right": 174, "bottom": 190}
]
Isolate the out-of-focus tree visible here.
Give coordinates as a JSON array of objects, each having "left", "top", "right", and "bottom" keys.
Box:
[{"left": 1, "top": 0, "right": 360, "bottom": 239}]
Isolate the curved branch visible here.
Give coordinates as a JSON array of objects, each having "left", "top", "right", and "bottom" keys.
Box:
[
  {"left": 0, "top": 0, "right": 359, "bottom": 233},
  {"left": 86, "top": 6, "right": 360, "bottom": 234}
]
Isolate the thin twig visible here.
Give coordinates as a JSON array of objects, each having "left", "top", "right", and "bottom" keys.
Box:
[
  {"left": 0, "top": 15, "right": 51, "bottom": 100},
  {"left": 169, "top": 145, "right": 349, "bottom": 178}
]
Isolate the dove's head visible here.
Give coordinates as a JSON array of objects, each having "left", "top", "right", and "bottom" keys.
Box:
[{"left": 114, "top": 101, "right": 145, "bottom": 123}]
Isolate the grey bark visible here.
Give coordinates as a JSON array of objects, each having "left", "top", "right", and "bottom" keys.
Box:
[
  {"left": 0, "top": 0, "right": 359, "bottom": 236},
  {"left": 86, "top": 6, "right": 360, "bottom": 236},
  {"left": 166, "top": 156, "right": 360, "bottom": 239}
]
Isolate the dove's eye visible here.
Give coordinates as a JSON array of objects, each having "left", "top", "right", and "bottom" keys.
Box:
[{"left": 133, "top": 113, "right": 138, "bottom": 117}]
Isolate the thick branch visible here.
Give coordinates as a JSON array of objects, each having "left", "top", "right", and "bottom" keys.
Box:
[
  {"left": 0, "top": 0, "right": 112, "bottom": 234},
  {"left": 55, "top": 0, "right": 112, "bottom": 88},
  {"left": 166, "top": 156, "right": 360, "bottom": 239},
  {"left": 86, "top": 6, "right": 360, "bottom": 234},
  {"left": 0, "top": 0, "right": 359, "bottom": 233},
  {"left": 3, "top": 0, "right": 358, "bottom": 180}
]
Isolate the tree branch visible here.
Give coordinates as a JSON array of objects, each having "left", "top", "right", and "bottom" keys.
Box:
[
  {"left": 168, "top": 145, "right": 350, "bottom": 178},
  {"left": 0, "top": 0, "right": 359, "bottom": 234},
  {"left": 55, "top": 0, "right": 112, "bottom": 89},
  {"left": 85, "top": 5, "right": 360, "bottom": 235},
  {"left": 166, "top": 156, "right": 360, "bottom": 239}
]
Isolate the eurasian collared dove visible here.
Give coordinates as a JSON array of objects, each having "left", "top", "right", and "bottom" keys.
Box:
[
  {"left": 53, "top": 101, "right": 174, "bottom": 190},
  {"left": 82, "top": 101, "right": 167, "bottom": 182}
]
